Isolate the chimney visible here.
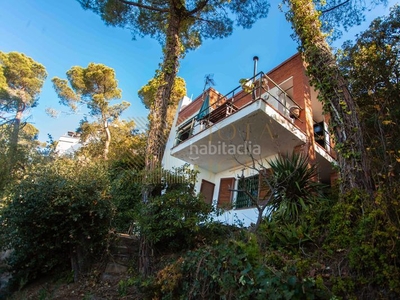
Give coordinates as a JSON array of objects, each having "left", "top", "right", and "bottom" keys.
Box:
[{"left": 253, "top": 56, "right": 259, "bottom": 78}]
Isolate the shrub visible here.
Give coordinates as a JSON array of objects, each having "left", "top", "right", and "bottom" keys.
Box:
[
  {"left": 267, "top": 152, "right": 327, "bottom": 223},
  {"left": 326, "top": 189, "right": 400, "bottom": 298},
  {"left": 109, "top": 164, "right": 142, "bottom": 233},
  {"left": 0, "top": 158, "right": 113, "bottom": 286},
  {"left": 136, "top": 186, "right": 213, "bottom": 252},
  {"left": 152, "top": 234, "right": 331, "bottom": 299}
]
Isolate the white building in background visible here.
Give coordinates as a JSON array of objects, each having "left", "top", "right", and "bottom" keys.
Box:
[{"left": 55, "top": 131, "right": 81, "bottom": 155}]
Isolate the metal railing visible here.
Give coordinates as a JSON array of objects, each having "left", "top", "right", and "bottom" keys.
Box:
[{"left": 174, "top": 72, "right": 303, "bottom": 147}]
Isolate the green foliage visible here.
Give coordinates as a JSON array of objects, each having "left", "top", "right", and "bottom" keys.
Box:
[
  {"left": 262, "top": 183, "right": 400, "bottom": 299},
  {"left": 239, "top": 78, "right": 255, "bottom": 93},
  {"left": 322, "top": 10, "right": 400, "bottom": 296},
  {"left": 109, "top": 166, "right": 142, "bottom": 233},
  {"left": 76, "top": 119, "right": 146, "bottom": 164},
  {"left": 138, "top": 72, "right": 186, "bottom": 110},
  {"left": 52, "top": 63, "right": 130, "bottom": 159},
  {"left": 261, "top": 220, "right": 313, "bottom": 249},
  {"left": 136, "top": 170, "right": 213, "bottom": 251},
  {"left": 0, "top": 125, "right": 12, "bottom": 192},
  {"left": 132, "top": 156, "right": 334, "bottom": 299},
  {"left": 312, "top": 0, "right": 387, "bottom": 40},
  {"left": 0, "top": 51, "right": 47, "bottom": 172},
  {"left": 151, "top": 233, "right": 330, "bottom": 299},
  {"left": 324, "top": 189, "right": 400, "bottom": 297},
  {"left": 118, "top": 183, "right": 335, "bottom": 298},
  {"left": 79, "top": 0, "right": 270, "bottom": 52},
  {"left": 0, "top": 51, "right": 47, "bottom": 111},
  {"left": 286, "top": 0, "right": 375, "bottom": 193},
  {"left": 339, "top": 4, "right": 400, "bottom": 189},
  {"left": 138, "top": 73, "right": 186, "bottom": 138},
  {"left": 52, "top": 63, "right": 123, "bottom": 112},
  {"left": 111, "top": 164, "right": 221, "bottom": 251},
  {"left": 0, "top": 158, "right": 113, "bottom": 286},
  {"left": 0, "top": 122, "right": 45, "bottom": 195},
  {"left": 267, "top": 152, "right": 327, "bottom": 223}
]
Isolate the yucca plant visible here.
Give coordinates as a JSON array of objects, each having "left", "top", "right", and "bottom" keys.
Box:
[{"left": 267, "top": 152, "right": 326, "bottom": 223}]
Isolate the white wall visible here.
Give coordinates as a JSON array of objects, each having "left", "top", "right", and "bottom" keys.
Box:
[
  {"left": 56, "top": 136, "right": 81, "bottom": 155},
  {"left": 209, "top": 154, "right": 277, "bottom": 227}
]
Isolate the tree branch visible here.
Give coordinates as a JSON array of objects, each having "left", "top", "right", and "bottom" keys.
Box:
[
  {"left": 320, "top": 0, "right": 350, "bottom": 14},
  {"left": 187, "top": 0, "right": 209, "bottom": 16},
  {"left": 229, "top": 188, "right": 262, "bottom": 210},
  {"left": 187, "top": 15, "right": 218, "bottom": 26},
  {"left": 0, "top": 118, "right": 14, "bottom": 126},
  {"left": 117, "top": 0, "right": 169, "bottom": 13}
]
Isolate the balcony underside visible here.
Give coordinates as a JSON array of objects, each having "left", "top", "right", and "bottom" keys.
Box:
[{"left": 171, "top": 100, "right": 308, "bottom": 173}]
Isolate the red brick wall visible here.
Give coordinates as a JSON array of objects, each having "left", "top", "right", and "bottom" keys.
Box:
[
  {"left": 176, "top": 88, "right": 222, "bottom": 126},
  {"left": 267, "top": 54, "right": 307, "bottom": 131},
  {"left": 266, "top": 53, "right": 317, "bottom": 161}
]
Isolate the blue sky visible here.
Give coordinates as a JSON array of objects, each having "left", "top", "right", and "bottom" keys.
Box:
[{"left": 0, "top": 0, "right": 395, "bottom": 142}]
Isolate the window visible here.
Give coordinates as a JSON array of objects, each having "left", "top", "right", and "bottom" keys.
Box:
[
  {"left": 235, "top": 175, "right": 259, "bottom": 209},
  {"left": 175, "top": 119, "right": 193, "bottom": 145},
  {"left": 235, "top": 170, "right": 272, "bottom": 209},
  {"left": 314, "top": 121, "right": 325, "bottom": 147}
]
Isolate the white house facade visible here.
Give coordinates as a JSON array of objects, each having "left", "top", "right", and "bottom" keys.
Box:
[{"left": 162, "top": 53, "right": 337, "bottom": 226}]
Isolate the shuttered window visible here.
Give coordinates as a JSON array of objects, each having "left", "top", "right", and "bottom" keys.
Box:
[
  {"left": 236, "top": 175, "right": 259, "bottom": 209},
  {"left": 235, "top": 169, "right": 272, "bottom": 209},
  {"left": 259, "top": 169, "right": 272, "bottom": 204},
  {"left": 217, "top": 177, "right": 235, "bottom": 208},
  {"left": 200, "top": 180, "right": 215, "bottom": 205}
]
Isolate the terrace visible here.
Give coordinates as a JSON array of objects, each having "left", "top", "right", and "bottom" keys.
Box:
[{"left": 170, "top": 72, "right": 318, "bottom": 173}]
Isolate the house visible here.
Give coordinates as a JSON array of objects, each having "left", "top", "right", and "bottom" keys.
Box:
[
  {"left": 162, "top": 53, "right": 336, "bottom": 226},
  {"left": 55, "top": 131, "right": 81, "bottom": 155}
]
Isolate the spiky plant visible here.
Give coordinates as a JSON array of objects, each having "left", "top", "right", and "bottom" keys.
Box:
[{"left": 267, "top": 152, "right": 325, "bottom": 223}]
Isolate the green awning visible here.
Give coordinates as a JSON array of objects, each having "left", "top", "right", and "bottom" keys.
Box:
[{"left": 196, "top": 93, "right": 210, "bottom": 120}]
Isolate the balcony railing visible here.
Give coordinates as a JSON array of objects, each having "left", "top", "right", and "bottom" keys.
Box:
[{"left": 174, "top": 72, "right": 303, "bottom": 147}]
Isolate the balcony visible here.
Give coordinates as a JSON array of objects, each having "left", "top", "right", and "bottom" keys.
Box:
[
  {"left": 313, "top": 121, "right": 336, "bottom": 183},
  {"left": 171, "top": 73, "right": 308, "bottom": 173}
]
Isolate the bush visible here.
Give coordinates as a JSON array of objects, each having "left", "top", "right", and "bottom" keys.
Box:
[
  {"left": 0, "top": 158, "right": 113, "bottom": 286},
  {"left": 108, "top": 162, "right": 142, "bottom": 233},
  {"left": 326, "top": 189, "right": 400, "bottom": 298},
  {"left": 125, "top": 166, "right": 214, "bottom": 252},
  {"left": 136, "top": 184, "right": 213, "bottom": 252},
  {"left": 267, "top": 152, "right": 327, "bottom": 223},
  {"left": 152, "top": 233, "right": 331, "bottom": 299}
]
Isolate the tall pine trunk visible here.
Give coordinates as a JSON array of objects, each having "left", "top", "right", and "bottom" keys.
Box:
[
  {"left": 287, "top": 0, "right": 374, "bottom": 194},
  {"left": 139, "top": 5, "right": 182, "bottom": 276},
  {"left": 9, "top": 101, "right": 24, "bottom": 172},
  {"left": 103, "top": 118, "right": 111, "bottom": 160},
  {"left": 145, "top": 20, "right": 181, "bottom": 172}
]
